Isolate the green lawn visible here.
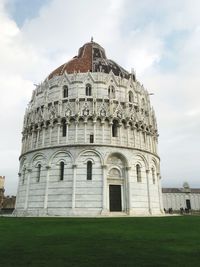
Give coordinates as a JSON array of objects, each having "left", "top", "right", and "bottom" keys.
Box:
[{"left": 0, "top": 216, "right": 200, "bottom": 267}]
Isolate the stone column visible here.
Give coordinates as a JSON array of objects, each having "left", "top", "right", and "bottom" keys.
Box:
[
  {"left": 126, "top": 124, "right": 130, "bottom": 147},
  {"left": 42, "top": 124, "right": 46, "bottom": 147},
  {"left": 84, "top": 121, "right": 87, "bottom": 143},
  {"left": 31, "top": 128, "right": 34, "bottom": 149},
  {"left": 24, "top": 168, "right": 32, "bottom": 210},
  {"left": 126, "top": 166, "right": 132, "bottom": 214},
  {"left": 36, "top": 127, "right": 40, "bottom": 148},
  {"left": 72, "top": 164, "right": 77, "bottom": 210},
  {"left": 146, "top": 170, "right": 152, "bottom": 214},
  {"left": 133, "top": 128, "right": 136, "bottom": 147},
  {"left": 101, "top": 165, "right": 108, "bottom": 214},
  {"left": 157, "top": 173, "right": 164, "bottom": 213},
  {"left": 75, "top": 121, "right": 78, "bottom": 143},
  {"left": 139, "top": 131, "right": 142, "bottom": 149},
  {"left": 93, "top": 120, "right": 96, "bottom": 143},
  {"left": 57, "top": 120, "right": 61, "bottom": 145},
  {"left": 44, "top": 165, "right": 51, "bottom": 211},
  {"left": 15, "top": 172, "right": 22, "bottom": 209},
  {"left": 109, "top": 121, "right": 113, "bottom": 144},
  {"left": 24, "top": 133, "right": 28, "bottom": 152},
  {"left": 66, "top": 122, "right": 69, "bottom": 143},
  {"left": 101, "top": 121, "right": 105, "bottom": 143},
  {"left": 155, "top": 136, "right": 158, "bottom": 153},
  {"left": 144, "top": 132, "right": 147, "bottom": 150},
  {"left": 119, "top": 123, "right": 122, "bottom": 145},
  {"left": 49, "top": 123, "right": 53, "bottom": 145}
]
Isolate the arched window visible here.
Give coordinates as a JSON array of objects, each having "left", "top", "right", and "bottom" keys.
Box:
[
  {"left": 63, "top": 86, "right": 68, "bottom": 98},
  {"left": 62, "top": 120, "right": 66, "bottom": 137},
  {"left": 37, "top": 164, "right": 41, "bottom": 182},
  {"left": 136, "top": 164, "right": 141, "bottom": 182},
  {"left": 60, "top": 161, "right": 64, "bottom": 181},
  {"left": 108, "top": 85, "right": 115, "bottom": 99},
  {"left": 86, "top": 84, "right": 92, "bottom": 96},
  {"left": 87, "top": 161, "right": 92, "bottom": 180},
  {"left": 128, "top": 91, "right": 134, "bottom": 102},
  {"left": 112, "top": 120, "right": 118, "bottom": 137},
  {"left": 152, "top": 168, "right": 155, "bottom": 184}
]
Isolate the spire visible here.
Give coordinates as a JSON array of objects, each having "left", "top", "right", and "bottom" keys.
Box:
[{"left": 91, "top": 36, "right": 93, "bottom": 42}]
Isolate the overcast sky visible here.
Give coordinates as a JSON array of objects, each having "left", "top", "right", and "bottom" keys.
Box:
[{"left": 0, "top": 0, "right": 199, "bottom": 195}]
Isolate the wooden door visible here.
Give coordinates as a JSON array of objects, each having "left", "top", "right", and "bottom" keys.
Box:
[{"left": 109, "top": 185, "right": 122, "bottom": 211}]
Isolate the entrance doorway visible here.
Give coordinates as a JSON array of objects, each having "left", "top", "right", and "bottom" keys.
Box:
[
  {"left": 109, "top": 185, "right": 122, "bottom": 211},
  {"left": 186, "top": 199, "right": 191, "bottom": 210}
]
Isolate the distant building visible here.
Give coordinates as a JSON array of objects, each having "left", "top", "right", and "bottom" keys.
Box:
[
  {"left": 0, "top": 176, "right": 16, "bottom": 214},
  {"left": 2, "top": 196, "right": 16, "bottom": 212},
  {"left": 162, "top": 183, "right": 200, "bottom": 211},
  {"left": 0, "top": 176, "right": 5, "bottom": 209}
]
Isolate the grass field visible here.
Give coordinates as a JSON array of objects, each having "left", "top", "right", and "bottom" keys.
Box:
[{"left": 0, "top": 216, "right": 200, "bottom": 267}]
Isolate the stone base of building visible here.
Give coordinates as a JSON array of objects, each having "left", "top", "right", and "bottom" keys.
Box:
[{"left": 13, "top": 207, "right": 164, "bottom": 217}]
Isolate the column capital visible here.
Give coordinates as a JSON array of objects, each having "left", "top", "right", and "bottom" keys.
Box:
[
  {"left": 72, "top": 164, "right": 77, "bottom": 169},
  {"left": 102, "top": 164, "right": 107, "bottom": 169},
  {"left": 146, "top": 169, "right": 150, "bottom": 174},
  {"left": 46, "top": 165, "right": 51, "bottom": 170},
  {"left": 27, "top": 168, "right": 32, "bottom": 173}
]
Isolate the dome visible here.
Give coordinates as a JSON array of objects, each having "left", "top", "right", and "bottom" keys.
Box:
[{"left": 48, "top": 40, "right": 132, "bottom": 80}]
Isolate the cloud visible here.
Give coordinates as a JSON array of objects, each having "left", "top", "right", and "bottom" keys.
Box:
[{"left": 0, "top": 0, "right": 200, "bottom": 194}]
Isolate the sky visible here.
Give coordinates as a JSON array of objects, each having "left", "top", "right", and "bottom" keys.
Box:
[{"left": 0, "top": 0, "right": 199, "bottom": 195}]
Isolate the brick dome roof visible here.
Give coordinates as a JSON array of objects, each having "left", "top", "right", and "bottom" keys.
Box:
[{"left": 48, "top": 40, "right": 132, "bottom": 80}]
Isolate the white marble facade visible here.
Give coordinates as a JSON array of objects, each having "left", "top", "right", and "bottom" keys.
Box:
[
  {"left": 162, "top": 184, "right": 200, "bottom": 211},
  {"left": 15, "top": 41, "right": 163, "bottom": 216}
]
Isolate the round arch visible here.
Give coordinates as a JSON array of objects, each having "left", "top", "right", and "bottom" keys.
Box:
[
  {"left": 75, "top": 149, "right": 103, "bottom": 165},
  {"left": 104, "top": 151, "right": 129, "bottom": 167},
  {"left": 151, "top": 157, "right": 160, "bottom": 174},
  {"left": 135, "top": 153, "right": 149, "bottom": 170},
  {"left": 30, "top": 153, "right": 47, "bottom": 167},
  {"left": 48, "top": 150, "right": 74, "bottom": 165}
]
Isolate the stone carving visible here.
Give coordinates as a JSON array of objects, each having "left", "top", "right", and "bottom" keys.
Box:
[
  {"left": 107, "top": 156, "right": 123, "bottom": 165},
  {"left": 82, "top": 101, "right": 90, "bottom": 117},
  {"left": 49, "top": 104, "right": 57, "bottom": 120},
  {"left": 98, "top": 101, "right": 109, "bottom": 118},
  {"left": 63, "top": 101, "right": 73, "bottom": 118},
  {"left": 113, "top": 103, "right": 124, "bottom": 119},
  {"left": 108, "top": 168, "right": 121, "bottom": 178}
]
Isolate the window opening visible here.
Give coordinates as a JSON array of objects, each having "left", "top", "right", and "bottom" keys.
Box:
[
  {"left": 136, "top": 164, "right": 142, "bottom": 182},
  {"left": 90, "top": 135, "right": 94, "bottom": 143},
  {"left": 108, "top": 85, "right": 115, "bottom": 98},
  {"left": 60, "top": 161, "right": 64, "bottom": 181},
  {"left": 63, "top": 86, "right": 68, "bottom": 98},
  {"left": 87, "top": 161, "right": 92, "bottom": 180},
  {"left": 37, "top": 164, "right": 41, "bottom": 182},
  {"left": 112, "top": 121, "right": 118, "bottom": 137},
  {"left": 86, "top": 84, "right": 92, "bottom": 96},
  {"left": 62, "top": 121, "right": 66, "bottom": 137}
]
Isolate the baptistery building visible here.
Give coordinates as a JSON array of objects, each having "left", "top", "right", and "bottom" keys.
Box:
[{"left": 15, "top": 40, "right": 163, "bottom": 216}]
